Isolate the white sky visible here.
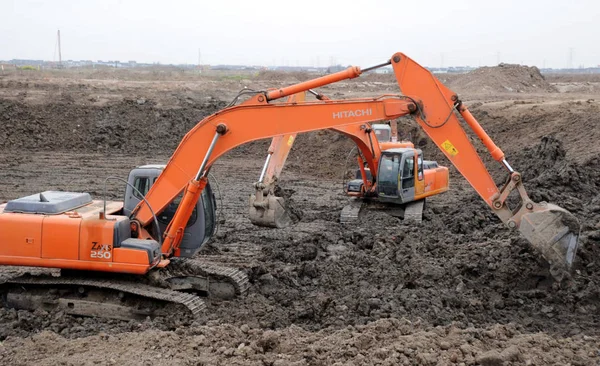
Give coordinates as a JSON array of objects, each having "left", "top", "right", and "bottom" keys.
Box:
[{"left": 1, "top": 0, "right": 599, "bottom": 68}]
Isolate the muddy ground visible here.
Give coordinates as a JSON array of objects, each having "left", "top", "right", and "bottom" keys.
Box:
[{"left": 0, "top": 67, "right": 598, "bottom": 365}]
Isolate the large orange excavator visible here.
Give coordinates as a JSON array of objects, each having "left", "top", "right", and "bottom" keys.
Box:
[{"left": 0, "top": 52, "right": 580, "bottom": 319}]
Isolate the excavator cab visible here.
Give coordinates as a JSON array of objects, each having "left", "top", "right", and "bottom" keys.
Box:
[
  {"left": 377, "top": 148, "right": 420, "bottom": 203},
  {"left": 376, "top": 148, "right": 448, "bottom": 205},
  {"left": 346, "top": 147, "right": 448, "bottom": 222},
  {"left": 123, "top": 165, "right": 217, "bottom": 257}
]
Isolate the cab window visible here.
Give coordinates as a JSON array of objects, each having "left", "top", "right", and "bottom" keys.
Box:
[
  {"left": 402, "top": 157, "right": 415, "bottom": 189},
  {"left": 417, "top": 155, "right": 424, "bottom": 180},
  {"left": 403, "top": 157, "right": 414, "bottom": 178},
  {"left": 374, "top": 128, "right": 390, "bottom": 143},
  {"left": 201, "top": 187, "right": 215, "bottom": 244},
  {"left": 378, "top": 154, "right": 400, "bottom": 196},
  {"left": 158, "top": 193, "right": 198, "bottom": 227},
  {"left": 133, "top": 177, "right": 150, "bottom": 199},
  {"left": 132, "top": 176, "right": 157, "bottom": 199}
]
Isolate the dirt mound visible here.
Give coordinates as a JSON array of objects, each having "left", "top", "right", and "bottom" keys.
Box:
[
  {"left": 0, "top": 98, "right": 228, "bottom": 154},
  {"left": 450, "top": 64, "right": 557, "bottom": 94},
  {"left": 1, "top": 321, "right": 598, "bottom": 365},
  {"left": 513, "top": 136, "right": 600, "bottom": 237}
]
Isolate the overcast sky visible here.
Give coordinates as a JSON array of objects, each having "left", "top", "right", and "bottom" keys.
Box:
[{"left": 1, "top": 0, "right": 598, "bottom": 68}]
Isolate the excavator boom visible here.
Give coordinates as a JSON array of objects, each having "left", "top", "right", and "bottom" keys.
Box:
[
  {"left": 132, "top": 52, "right": 579, "bottom": 280},
  {"left": 390, "top": 53, "right": 579, "bottom": 278}
]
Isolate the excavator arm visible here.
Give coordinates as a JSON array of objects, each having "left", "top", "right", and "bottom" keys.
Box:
[
  {"left": 134, "top": 95, "right": 413, "bottom": 228},
  {"left": 391, "top": 53, "right": 579, "bottom": 278},
  {"left": 132, "top": 52, "right": 579, "bottom": 280}
]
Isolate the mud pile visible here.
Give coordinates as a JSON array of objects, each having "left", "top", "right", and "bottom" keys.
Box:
[
  {"left": 0, "top": 98, "right": 226, "bottom": 154},
  {"left": 1, "top": 320, "right": 598, "bottom": 365},
  {"left": 450, "top": 64, "right": 557, "bottom": 94},
  {"left": 512, "top": 136, "right": 600, "bottom": 269},
  {"left": 0, "top": 95, "right": 358, "bottom": 178}
]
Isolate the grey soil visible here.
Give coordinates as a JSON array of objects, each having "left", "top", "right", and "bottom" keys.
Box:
[{"left": 0, "top": 68, "right": 598, "bottom": 365}]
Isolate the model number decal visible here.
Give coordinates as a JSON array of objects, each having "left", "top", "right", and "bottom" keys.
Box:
[{"left": 91, "top": 242, "right": 112, "bottom": 259}]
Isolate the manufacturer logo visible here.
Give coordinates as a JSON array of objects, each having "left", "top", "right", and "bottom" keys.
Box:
[{"left": 332, "top": 109, "right": 372, "bottom": 119}]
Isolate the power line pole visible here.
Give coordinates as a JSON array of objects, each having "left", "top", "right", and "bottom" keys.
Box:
[
  {"left": 568, "top": 47, "right": 574, "bottom": 69},
  {"left": 57, "top": 29, "right": 62, "bottom": 67},
  {"left": 198, "top": 48, "right": 201, "bottom": 66}
]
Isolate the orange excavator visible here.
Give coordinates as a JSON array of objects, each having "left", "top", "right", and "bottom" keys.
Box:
[
  {"left": 0, "top": 52, "right": 580, "bottom": 319},
  {"left": 248, "top": 93, "right": 450, "bottom": 227}
]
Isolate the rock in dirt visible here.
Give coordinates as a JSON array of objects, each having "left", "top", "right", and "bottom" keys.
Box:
[{"left": 476, "top": 345, "right": 521, "bottom": 365}]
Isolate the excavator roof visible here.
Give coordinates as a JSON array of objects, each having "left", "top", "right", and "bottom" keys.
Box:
[
  {"left": 137, "top": 164, "right": 166, "bottom": 170},
  {"left": 381, "top": 147, "right": 420, "bottom": 155}
]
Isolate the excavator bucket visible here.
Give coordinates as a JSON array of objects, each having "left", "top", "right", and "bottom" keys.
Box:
[
  {"left": 249, "top": 192, "right": 292, "bottom": 228},
  {"left": 518, "top": 202, "right": 580, "bottom": 280}
]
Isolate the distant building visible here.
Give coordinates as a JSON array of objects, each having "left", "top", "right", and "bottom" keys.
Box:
[{"left": 8, "top": 59, "right": 44, "bottom": 66}]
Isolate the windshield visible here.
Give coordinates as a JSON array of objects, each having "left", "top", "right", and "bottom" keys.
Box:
[{"left": 378, "top": 154, "right": 399, "bottom": 196}]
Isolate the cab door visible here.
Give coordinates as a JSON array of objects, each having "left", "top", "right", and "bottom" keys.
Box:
[
  {"left": 400, "top": 152, "right": 416, "bottom": 203},
  {"left": 414, "top": 152, "right": 425, "bottom": 197},
  {"left": 377, "top": 154, "right": 400, "bottom": 198}
]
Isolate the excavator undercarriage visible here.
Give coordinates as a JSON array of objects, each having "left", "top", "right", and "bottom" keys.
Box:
[
  {"left": 339, "top": 198, "right": 426, "bottom": 224},
  {"left": 0, "top": 169, "right": 249, "bottom": 321},
  {"left": 0, "top": 257, "right": 249, "bottom": 321}
]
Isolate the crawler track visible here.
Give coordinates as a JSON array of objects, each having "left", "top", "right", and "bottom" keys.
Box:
[
  {"left": 340, "top": 198, "right": 363, "bottom": 224},
  {"left": 0, "top": 258, "right": 249, "bottom": 320},
  {"left": 6, "top": 275, "right": 206, "bottom": 319},
  {"left": 154, "top": 258, "right": 250, "bottom": 299}
]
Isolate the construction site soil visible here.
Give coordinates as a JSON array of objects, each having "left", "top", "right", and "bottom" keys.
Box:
[
  {"left": 0, "top": 66, "right": 598, "bottom": 365},
  {"left": 447, "top": 64, "right": 557, "bottom": 94}
]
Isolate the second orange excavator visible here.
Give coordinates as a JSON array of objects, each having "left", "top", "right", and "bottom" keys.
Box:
[{"left": 248, "top": 105, "right": 450, "bottom": 227}]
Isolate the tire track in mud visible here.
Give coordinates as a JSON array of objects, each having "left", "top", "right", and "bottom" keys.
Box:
[{"left": 0, "top": 151, "right": 168, "bottom": 201}]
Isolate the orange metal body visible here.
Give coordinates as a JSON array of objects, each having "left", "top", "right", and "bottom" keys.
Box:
[
  {"left": 390, "top": 53, "right": 500, "bottom": 206},
  {"left": 414, "top": 151, "right": 449, "bottom": 200},
  {"left": 266, "top": 67, "right": 361, "bottom": 101},
  {"left": 0, "top": 201, "right": 156, "bottom": 274},
  {"left": 379, "top": 141, "right": 413, "bottom": 150},
  {"left": 261, "top": 93, "right": 305, "bottom": 187}
]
